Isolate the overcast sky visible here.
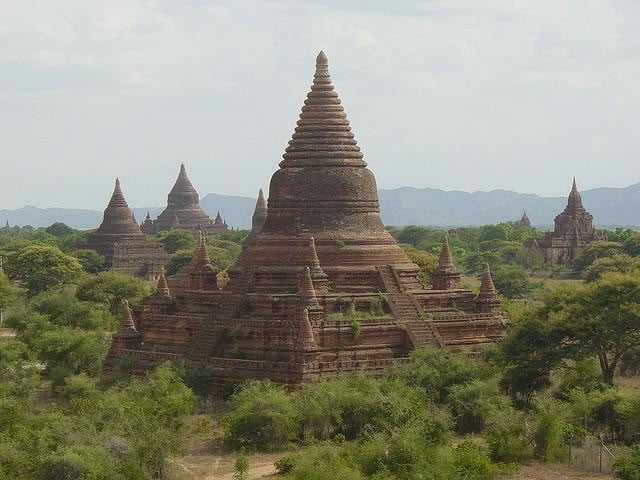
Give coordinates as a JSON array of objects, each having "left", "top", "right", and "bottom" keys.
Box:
[{"left": 1, "top": 0, "right": 639, "bottom": 210}]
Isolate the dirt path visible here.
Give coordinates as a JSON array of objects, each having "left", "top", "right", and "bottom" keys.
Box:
[
  {"left": 168, "top": 452, "right": 280, "bottom": 479},
  {"left": 502, "top": 462, "right": 614, "bottom": 480}
]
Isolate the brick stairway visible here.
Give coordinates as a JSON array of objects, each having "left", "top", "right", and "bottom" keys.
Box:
[{"left": 377, "top": 265, "right": 444, "bottom": 349}]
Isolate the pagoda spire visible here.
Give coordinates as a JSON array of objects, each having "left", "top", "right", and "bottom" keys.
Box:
[
  {"left": 108, "top": 178, "right": 128, "bottom": 208},
  {"left": 214, "top": 211, "right": 223, "bottom": 224},
  {"left": 280, "top": 50, "right": 365, "bottom": 168},
  {"left": 479, "top": 263, "right": 497, "bottom": 296},
  {"left": 567, "top": 177, "right": 584, "bottom": 210},
  {"left": 167, "top": 163, "right": 199, "bottom": 208},
  {"left": 298, "top": 266, "right": 320, "bottom": 309},
  {"left": 191, "top": 231, "right": 212, "bottom": 267},
  {"left": 251, "top": 188, "right": 268, "bottom": 233},
  {"left": 431, "top": 236, "right": 461, "bottom": 290},
  {"left": 156, "top": 268, "right": 171, "bottom": 297},
  {"left": 298, "top": 308, "right": 319, "bottom": 352},
  {"left": 438, "top": 236, "right": 455, "bottom": 270},
  {"left": 119, "top": 299, "right": 138, "bottom": 334}
]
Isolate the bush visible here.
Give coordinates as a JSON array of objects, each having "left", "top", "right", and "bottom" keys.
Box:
[
  {"left": 222, "top": 381, "right": 299, "bottom": 451},
  {"left": 452, "top": 440, "right": 494, "bottom": 480},
  {"left": 532, "top": 395, "right": 568, "bottom": 462},
  {"left": 484, "top": 406, "right": 530, "bottom": 462},
  {"left": 388, "top": 347, "right": 486, "bottom": 403},
  {"left": 492, "top": 265, "right": 531, "bottom": 299},
  {"left": 447, "top": 377, "right": 512, "bottom": 433},
  {"left": 613, "top": 444, "right": 640, "bottom": 480}
]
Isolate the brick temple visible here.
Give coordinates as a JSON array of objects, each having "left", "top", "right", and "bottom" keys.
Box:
[
  {"left": 526, "top": 178, "right": 605, "bottom": 265},
  {"left": 141, "top": 164, "right": 228, "bottom": 236},
  {"left": 86, "top": 179, "right": 168, "bottom": 280},
  {"left": 105, "top": 52, "right": 506, "bottom": 385}
]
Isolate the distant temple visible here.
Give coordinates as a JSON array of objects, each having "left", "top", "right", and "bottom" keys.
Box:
[
  {"left": 140, "top": 164, "right": 228, "bottom": 236},
  {"left": 519, "top": 211, "right": 531, "bottom": 228},
  {"left": 86, "top": 179, "right": 168, "bottom": 280},
  {"left": 104, "top": 52, "right": 506, "bottom": 386},
  {"left": 526, "top": 179, "right": 605, "bottom": 265}
]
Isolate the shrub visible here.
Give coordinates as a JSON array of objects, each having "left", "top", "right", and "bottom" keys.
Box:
[
  {"left": 484, "top": 406, "right": 530, "bottom": 462},
  {"left": 452, "top": 440, "right": 494, "bottom": 480},
  {"left": 613, "top": 444, "right": 640, "bottom": 480},
  {"left": 389, "top": 347, "right": 486, "bottom": 403},
  {"left": 222, "top": 381, "right": 299, "bottom": 451},
  {"left": 447, "top": 377, "right": 511, "bottom": 433},
  {"left": 532, "top": 395, "right": 568, "bottom": 462}
]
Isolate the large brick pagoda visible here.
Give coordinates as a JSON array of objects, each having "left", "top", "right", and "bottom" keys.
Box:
[
  {"left": 141, "top": 164, "right": 228, "bottom": 236},
  {"left": 526, "top": 179, "right": 605, "bottom": 265},
  {"left": 105, "top": 52, "right": 506, "bottom": 385},
  {"left": 86, "top": 179, "right": 168, "bottom": 280}
]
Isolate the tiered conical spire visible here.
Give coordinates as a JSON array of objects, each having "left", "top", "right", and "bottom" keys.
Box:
[
  {"left": 214, "top": 211, "right": 223, "bottom": 224},
  {"left": 520, "top": 210, "right": 531, "bottom": 227},
  {"left": 298, "top": 308, "right": 319, "bottom": 352},
  {"left": 156, "top": 269, "right": 171, "bottom": 297},
  {"left": 119, "top": 299, "right": 138, "bottom": 333},
  {"left": 307, "top": 237, "right": 325, "bottom": 276},
  {"left": 437, "top": 237, "right": 456, "bottom": 272},
  {"left": 191, "top": 231, "right": 212, "bottom": 267},
  {"left": 479, "top": 264, "right": 497, "bottom": 296},
  {"left": 168, "top": 164, "right": 199, "bottom": 207},
  {"left": 280, "top": 51, "right": 365, "bottom": 168},
  {"left": 95, "top": 178, "right": 141, "bottom": 234},
  {"left": 251, "top": 189, "right": 268, "bottom": 233},
  {"left": 298, "top": 266, "right": 320, "bottom": 309},
  {"left": 108, "top": 178, "right": 128, "bottom": 208},
  {"left": 567, "top": 177, "right": 584, "bottom": 210}
]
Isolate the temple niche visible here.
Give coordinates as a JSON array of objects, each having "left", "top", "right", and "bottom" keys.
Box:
[
  {"left": 85, "top": 179, "right": 168, "bottom": 280},
  {"left": 526, "top": 179, "right": 606, "bottom": 265},
  {"left": 141, "top": 164, "right": 228, "bottom": 236},
  {"left": 104, "top": 52, "right": 506, "bottom": 386}
]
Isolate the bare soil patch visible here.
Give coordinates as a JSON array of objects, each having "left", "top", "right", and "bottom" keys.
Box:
[{"left": 501, "top": 462, "right": 613, "bottom": 480}]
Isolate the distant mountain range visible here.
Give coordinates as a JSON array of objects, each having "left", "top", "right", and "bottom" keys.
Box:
[{"left": 2, "top": 183, "right": 639, "bottom": 230}]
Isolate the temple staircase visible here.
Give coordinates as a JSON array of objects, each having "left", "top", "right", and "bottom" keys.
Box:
[{"left": 377, "top": 265, "right": 444, "bottom": 349}]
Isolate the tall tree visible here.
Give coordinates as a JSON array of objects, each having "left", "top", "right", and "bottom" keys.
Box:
[
  {"left": 76, "top": 271, "right": 147, "bottom": 314},
  {"left": 5, "top": 245, "right": 83, "bottom": 294}
]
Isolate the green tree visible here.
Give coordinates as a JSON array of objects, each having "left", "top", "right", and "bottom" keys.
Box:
[
  {"left": 521, "top": 274, "right": 640, "bottom": 386},
  {"left": 623, "top": 233, "right": 640, "bottom": 257},
  {"left": 585, "top": 255, "right": 640, "bottom": 282},
  {"left": 70, "top": 249, "right": 106, "bottom": 274},
  {"left": 5, "top": 245, "right": 83, "bottom": 294},
  {"left": 152, "top": 229, "right": 195, "bottom": 254},
  {"left": 492, "top": 265, "right": 531, "bottom": 298},
  {"left": 0, "top": 270, "right": 17, "bottom": 311},
  {"left": 44, "top": 222, "right": 74, "bottom": 237},
  {"left": 572, "top": 241, "right": 624, "bottom": 271},
  {"left": 76, "top": 271, "right": 147, "bottom": 314}
]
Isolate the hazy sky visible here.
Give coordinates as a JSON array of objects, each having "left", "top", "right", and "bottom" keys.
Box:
[{"left": 1, "top": 0, "right": 639, "bottom": 210}]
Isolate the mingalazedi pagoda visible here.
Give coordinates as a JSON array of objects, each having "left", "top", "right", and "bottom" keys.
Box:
[
  {"left": 526, "top": 178, "right": 606, "bottom": 265},
  {"left": 141, "top": 163, "right": 228, "bottom": 236},
  {"left": 85, "top": 179, "right": 168, "bottom": 280},
  {"left": 105, "top": 52, "right": 507, "bottom": 386}
]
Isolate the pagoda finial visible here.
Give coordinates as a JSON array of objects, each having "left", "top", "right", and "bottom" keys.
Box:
[
  {"left": 298, "top": 266, "right": 319, "bottom": 309},
  {"left": 438, "top": 236, "right": 455, "bottom": 270},
  {"left": 191, "top": 231, "right": 211, "bottom": 267},
  {"left": 119, "top": 299, "right": 137, "bottom": 333},
  {"left": 280, "top": 50, "right": 364, "bottom": 168},
  {"left": 479, "top": 263, "right": 497, "bottom": 296},
  {"left": 108, "top": 177, "right": 128, "bottom": 208},
  {"left": 156, "top": 268, "right": 171, "bottom": 297},
  {"left": 251, "top": 189, "right": 268, "bottom": 234},
  {"left": 298, "top": 307, "right": 319, "bottom": 352},
  {"left": 567, "top": 177, "right": 583, "bottom": 210}
]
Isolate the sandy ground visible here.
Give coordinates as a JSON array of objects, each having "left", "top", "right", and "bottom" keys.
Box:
[
  {"left": 502, "top": 462, "right": 613, "bottom": 480},
  {"left": 0, "top": 327, "right": 16, "bottom": 338}
]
